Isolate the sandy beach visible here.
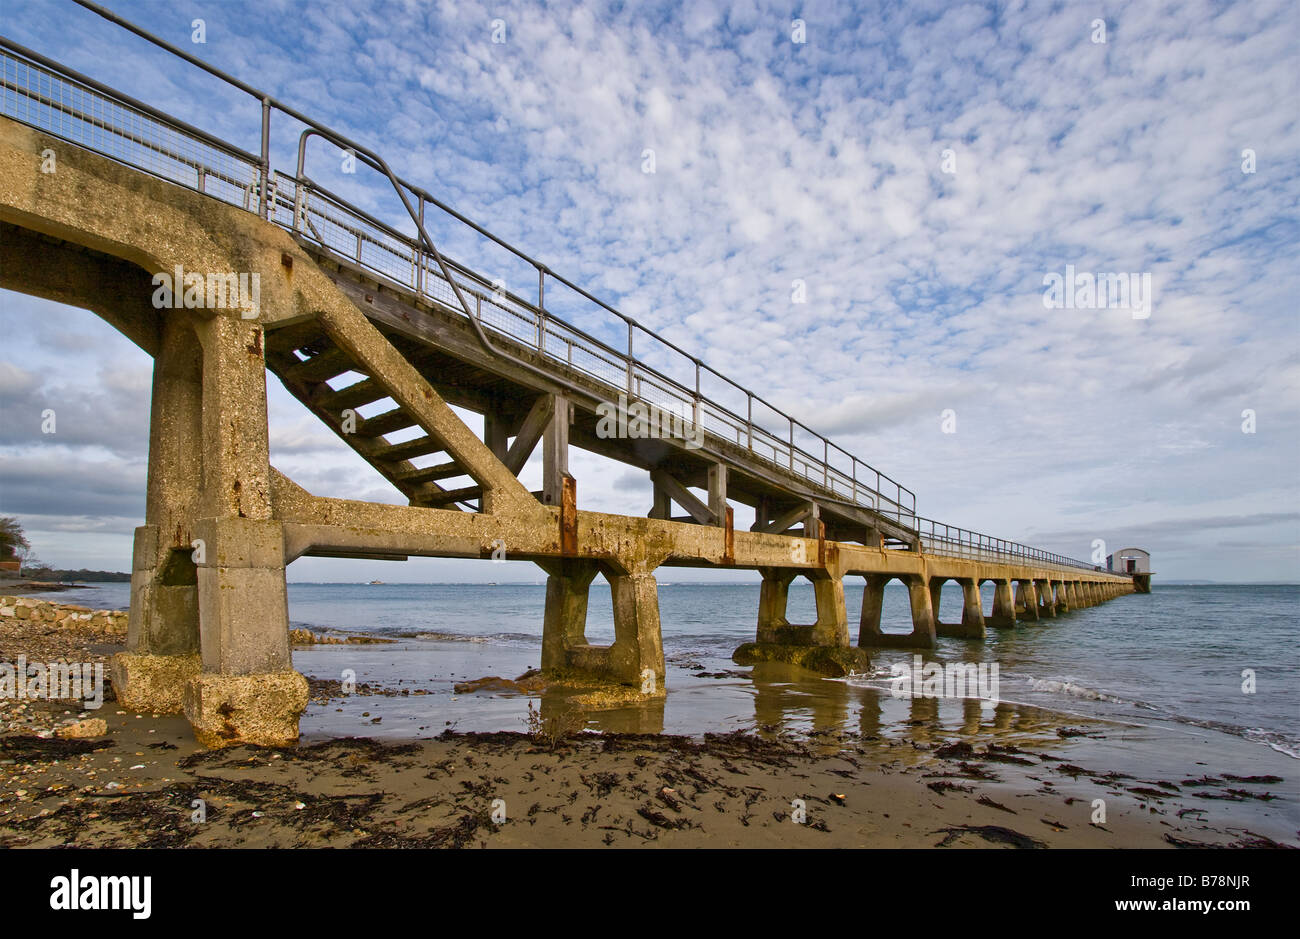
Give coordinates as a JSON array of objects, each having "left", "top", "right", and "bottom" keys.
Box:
[{"left": 1, "top": 600, "right": 1295, "bottom": 849}]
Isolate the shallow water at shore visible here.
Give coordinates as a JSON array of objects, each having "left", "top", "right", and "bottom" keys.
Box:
[
  {"left": 45, "top": 579, "right": 1300, "bottom": 762},
  {"left": 2, "top": 583, "right": 1297, "bottom": 848},
  {"left": 289, "top": 581, "right": 1296, "bottom": 754}
]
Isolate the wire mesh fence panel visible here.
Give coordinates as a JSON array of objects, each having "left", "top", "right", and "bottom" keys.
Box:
[{"left": 1, "top": 50, "right": 260, "bottom": 211}]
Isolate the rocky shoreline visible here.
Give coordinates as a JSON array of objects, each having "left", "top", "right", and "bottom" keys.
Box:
[
  {"left": 0, "top": 594, "right": 127, "bottom": 636},
  {"left": 0, "top": 596, "right": 126, "bottom": 739}
]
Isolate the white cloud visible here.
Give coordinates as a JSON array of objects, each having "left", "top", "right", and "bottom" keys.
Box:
[{"left": 0, "top": 0, "right": 1296, "bottom": 581}]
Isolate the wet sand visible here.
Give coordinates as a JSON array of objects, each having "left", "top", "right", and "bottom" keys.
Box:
[{"left": 1, "top": 616, "right": 1296, "bottom": 848}]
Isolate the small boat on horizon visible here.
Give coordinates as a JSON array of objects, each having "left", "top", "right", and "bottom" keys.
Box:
[{"left": 367, "top": 580, "right": 385, "bottom": 585}]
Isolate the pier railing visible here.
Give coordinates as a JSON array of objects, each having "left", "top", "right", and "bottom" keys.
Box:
[{"left": 910, "top": 517, "right": 1103, "bottom": 573}]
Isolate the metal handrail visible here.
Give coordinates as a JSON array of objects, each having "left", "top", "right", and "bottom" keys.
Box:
[
  {"left": 0, "top": 5, "right": 1117, "bottom": 573},
  {"left": 910, "top": 516, "right": 1103, "bottom": 572}
]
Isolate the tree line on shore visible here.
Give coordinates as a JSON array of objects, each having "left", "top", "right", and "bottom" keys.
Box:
[{"left": 0, "top": 516, "right": 129, "bottom": 582}]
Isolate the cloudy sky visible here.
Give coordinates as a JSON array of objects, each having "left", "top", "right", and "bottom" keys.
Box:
[{"left": 1, "top": 0, "right": 1297, "bottom": 582}]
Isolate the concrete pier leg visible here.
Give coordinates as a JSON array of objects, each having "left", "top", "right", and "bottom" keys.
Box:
[
  {"left": 1037, "top": 579, "right": 1057, "bottom": 618},
  {"left": 738, "top": 567, "right": 868, "bottom": 672},
  {"left": 1055, "top": 581, "right": 1070, "bottom": 613},
  {"left": 538, "top": 559, "right": 663, "bottom": 688},
  {"left": 856, "top": 574, "right": 934, "bottom": 649},
  {"left": 810, "top": 571, "right": 850, "bottom": 647},
  {"left": 956, "top": 579, "right": 986, "bottom": 638},
  {"left": 186, "top": 515, "right": 303, "bottom": 747},
  {"left": 539, "top": 559, "right": 600, "bottom": 673},
  {"left": 989, "top": 579, "right": 1016, "bottom": 628},
  {"left": 1019, "top": 580, "right": 1040, "bottom": 622},
  {"left": 906, "top": 575, "right": 937, "bottom": 648},
  {"left": 114, "top": 315, "right": 203, "bottom": 713},
  {"left": 936, "top": 578, "right": 984, "bottom": 639},
  {"left": 756, "top": 567, "right": 798, "bottom": 643},
  {"left": 182, "top": 316, "right": 307, "bottom": 748},
  {"left": 609, "top": 569, "right": 666, "bottom": 686},
  {"left": 857, "top": 574, "right": 888, "bottom": 645}
]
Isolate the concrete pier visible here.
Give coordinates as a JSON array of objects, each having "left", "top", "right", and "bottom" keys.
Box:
[{"left": 0, "top": 106, "right": 1142, "bottom": 747}]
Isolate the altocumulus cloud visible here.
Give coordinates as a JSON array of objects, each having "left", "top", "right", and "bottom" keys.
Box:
[{"left": 0, "top": 0, "right": 1296, "bottom": 581}]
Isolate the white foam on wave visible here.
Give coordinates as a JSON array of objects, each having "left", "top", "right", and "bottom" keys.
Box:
[
  {"left": 1267, "top": 741, "right": 1300, "bottom": 760},
  {"left": 1027, "top": 677, "right": 1128, "bottom": 705}
]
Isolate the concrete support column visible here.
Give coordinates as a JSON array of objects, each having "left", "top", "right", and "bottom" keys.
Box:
[
  {"left": 1037, "top": 579, "right": 1057, "bottom": 618},
  {"left": 542, "top": 394, "right": 570, "bottom": 506},
  {"left": 934, "top": 578, "right": 984, "bottom": 639},
  {"left": 856, "top": 574, "right": 935, "bottom": 649},
  {"left": 1019, "top": 580, "right": 1040, "bottom": 622},
  {"left": 182, "top": 315, "right": 306, "bottom": 748},
  {"left": 1055, "top": 581, "right": 1070, "bottom": 613},
  {"left": 539, "top": 559, "right": 599, "bottom": 673},
  {"left": 989, "top": 579, "right": 1016, "bottom": 628},
  {"left": 756, "top": 567, "right": 798, "bottom": 643},
  {"left": 929, "top": 579, "right": 945, "bottom": 623},
  {"left": 857, "top": 573, "right": 889, "bottom": 646},
  {"left": 960, "top": 579, "right": 986, "bottom": 636},
  {"left": 907, "top": 575, "right": 937, "bottom": 647},
  {"left": 738, "top": 566, "right": 868, "bottom": 672},
  {"left": 809, "top": 571, "right": 850, "bottom": 647},
  {"left": 114, "top": 314, "right": 203, "bottom": 713},
  {"left": 538, "top": 559, "right": 663, "bottom": 688},
  {"left": 803, "top": 502, "right": 820, "bottom": 537},
  {"left": 648, "top": 479, "right": 671, "bottom": 520},
  {"left": 708, "top": 463, "right": 728, "bottom": 525},
  {"left": 608, "top": 569, "right": 665, "bottom": 686},
  {"left": 483, "top": 411, "right": 511, "bottom": 462}
]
